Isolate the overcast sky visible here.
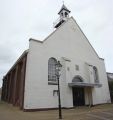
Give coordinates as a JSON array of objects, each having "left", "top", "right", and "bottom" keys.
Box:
[{"left": 0, "top": 0, "right": 113, "bottom": 87}]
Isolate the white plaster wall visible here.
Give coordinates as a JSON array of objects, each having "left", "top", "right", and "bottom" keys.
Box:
[
  {"left": 24, "top": 42, "right": 59, "bottom": 109},
  {"left": 85, "top": 88, "right": 92, "bottom": 105},
  {"left": 24, "top": 17, "right": 111, "bottom": 109},
  {"left": 92, "top": 60, "right": 111, "bottom": 105}
]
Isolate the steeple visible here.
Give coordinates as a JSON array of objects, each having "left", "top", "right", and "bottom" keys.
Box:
[
  {"left": 54, "top": 4, "right": 71, "bottom": 28},
  {"left": 58, "top": 4, "right": 71, "bottom": 15}
]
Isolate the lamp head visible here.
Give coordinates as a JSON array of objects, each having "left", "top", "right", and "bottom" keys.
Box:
[
  {"left": 55, "top": 61, "right": 62, "bottom": 75},
  {"left": 57, "top": 61, "right": 62, "bottom": 68}
]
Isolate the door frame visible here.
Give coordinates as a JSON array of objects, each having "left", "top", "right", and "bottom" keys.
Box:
[{"left": 72, "top": 87, "right": 85, "bottom": 107}]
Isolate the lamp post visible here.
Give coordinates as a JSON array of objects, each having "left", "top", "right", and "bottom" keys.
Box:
[{"left": 55, "top": 61, "right": 62, "bottom": 119}]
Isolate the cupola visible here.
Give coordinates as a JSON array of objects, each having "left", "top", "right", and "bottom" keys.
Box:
[{"left": 54, "top": 4, "right": 71, "bottom": 28}]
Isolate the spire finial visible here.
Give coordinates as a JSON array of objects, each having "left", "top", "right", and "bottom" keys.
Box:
[{"left": 63, "top": 1, "right": 64, "bottom": 5}]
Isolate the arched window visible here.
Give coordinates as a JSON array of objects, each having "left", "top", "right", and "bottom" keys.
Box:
[
  {"left": 48, "top": 58, "right": 57, "bottom": 82},
  {"left": 93, "top": 66, "right": 99, "bottom": 83},
  {"left": 72, "top": 75, "right": 83, "bottom": 83}
]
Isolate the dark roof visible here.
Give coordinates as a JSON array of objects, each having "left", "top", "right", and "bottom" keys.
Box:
[
  {"left": 58, "top": 4, "right": 71, "bottom": 14},
  {"left": 4, "top": 50, "right": 28, "bottom": 77}
]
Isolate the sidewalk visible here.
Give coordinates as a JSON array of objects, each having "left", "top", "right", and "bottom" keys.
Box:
[{"left": 0, "top": 101, "right": 113, "bottom": 120}]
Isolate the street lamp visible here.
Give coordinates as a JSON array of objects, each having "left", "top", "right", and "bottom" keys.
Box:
[{"left": 55, "top": 61, "right": 62, "bottom": 119}]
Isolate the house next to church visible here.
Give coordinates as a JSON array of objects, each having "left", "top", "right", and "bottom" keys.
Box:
[
  {"left": 107, "top": 72, "right": 113, "bottom": 103},
  {"left": 1, "top": 4, "right": 111, "bottom": 111}
]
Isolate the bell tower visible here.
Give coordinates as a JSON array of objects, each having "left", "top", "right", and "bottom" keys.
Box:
[{"left": 54, "top": 4, "right": 71, "bottom": 28}]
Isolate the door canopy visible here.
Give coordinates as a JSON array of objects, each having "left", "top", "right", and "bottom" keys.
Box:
[{"left": 69, "top": 75, "right": 102, "bottom": 88}]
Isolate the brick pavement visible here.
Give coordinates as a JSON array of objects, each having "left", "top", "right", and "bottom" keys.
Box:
[{"left": 0, "top": 101, "right": 113, "bottom": 120}]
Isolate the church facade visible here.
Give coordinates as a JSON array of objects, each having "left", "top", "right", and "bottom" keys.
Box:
[{"left": 1, "top": 4, "right": 111, "bottom": 111}]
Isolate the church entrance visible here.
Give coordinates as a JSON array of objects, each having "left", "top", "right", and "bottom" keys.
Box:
[{"left": 73, "top": 87, "right": 85, "bottom": 107}]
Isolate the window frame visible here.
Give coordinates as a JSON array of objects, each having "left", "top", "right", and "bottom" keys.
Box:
[
  {"left": 93, "top": 66, "right": 99, "bottom": 83},
  {"left": 48, "top": 57, "right": 58, "bottom": 85}
]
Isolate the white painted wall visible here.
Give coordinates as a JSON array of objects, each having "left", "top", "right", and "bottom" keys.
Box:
[{"left": 24, "top": 17, "right": 111, "bottom": 109}]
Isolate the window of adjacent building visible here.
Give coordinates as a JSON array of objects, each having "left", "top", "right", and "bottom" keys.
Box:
[
  {"left": 48, "top": 58, "right": 57, "bottom": 83},
  {"left": 93, "top": 66, "right": 99, "bottom": 83}
]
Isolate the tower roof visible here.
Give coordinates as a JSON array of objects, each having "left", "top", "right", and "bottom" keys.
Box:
[{"left": 58, "top": 4, "right": 71, "bottom": 14}]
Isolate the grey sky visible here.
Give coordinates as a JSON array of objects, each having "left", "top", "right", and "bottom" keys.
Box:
[{"left": 0, "top": 0, "right": 113, "bottom": 87}]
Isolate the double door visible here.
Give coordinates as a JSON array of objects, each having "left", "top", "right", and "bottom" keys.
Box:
[{"left": 73, "top": 87, "right": 85, "bottom": 106}]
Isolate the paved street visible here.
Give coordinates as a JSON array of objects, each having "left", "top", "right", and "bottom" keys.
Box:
[{"left": 0, "top": 101, "right": 113, "bottom": 120}]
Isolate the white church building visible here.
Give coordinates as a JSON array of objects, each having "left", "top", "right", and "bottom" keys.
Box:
[{"left": 1, "top": 4, "right": 111, "bottom": 111}]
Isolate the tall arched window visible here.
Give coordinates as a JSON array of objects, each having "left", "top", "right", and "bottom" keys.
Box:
[
  {"left": 93, "top": 66, "right": 99, "bottom": 83},
  {"left": 48, "top": 58, "right": 57, "bottom": 82}
]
